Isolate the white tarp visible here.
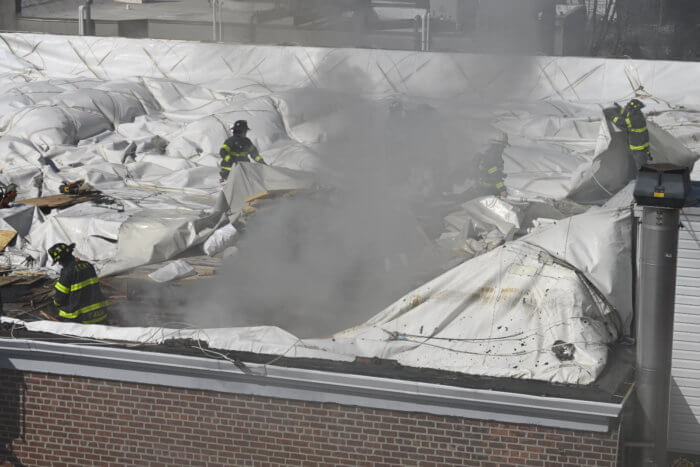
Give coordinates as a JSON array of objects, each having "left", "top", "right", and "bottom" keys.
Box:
[
  {"left": 0, "top": 203, "right": 631, "bottom": 384},
  {"left": 148, "top": 260, "right": 196, "bottom": 283},
  {"left": 1, "top": 33, "right": 700, "bottom": 384},
  {"left": 202, "top": 223, "right": 238, "bottom": 257},
  {"left": 220, "top": 162, "right": 320, "bottom": 220}
]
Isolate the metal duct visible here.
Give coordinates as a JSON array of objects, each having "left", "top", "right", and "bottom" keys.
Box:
[
  {"left": 636, "top": 206, "right": 681, "bottom": 466},
  {"left": 78, "top": 0, "right": 93, "bottom": 36}
]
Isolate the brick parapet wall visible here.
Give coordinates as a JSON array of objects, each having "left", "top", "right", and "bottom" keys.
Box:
[{"left": 0, "top": 369, "right": 620, "bottom": 466}]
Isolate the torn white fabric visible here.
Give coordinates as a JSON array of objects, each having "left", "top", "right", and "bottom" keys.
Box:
[
  {"left": 0, "top": 33, "right": 698, "bottom": 385},
  {"left": 1, "top": 204, "right": 632, "bottom": 385},
  {"left": 0, "top": 317, "right": 353, "bottom": 362},
  {"left": 221, "top": 162, "right": 319, "bottom": 221},
  {"left": 148, "top": 260, "right": 196, "bottom": 283},
  {"left": 202, "top": 223, "right": 238, "bottom": 257}
]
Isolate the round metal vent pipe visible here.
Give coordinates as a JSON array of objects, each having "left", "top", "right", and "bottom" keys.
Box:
[{"left": 636, "top": 206, "right": 681, "bottom": 466}]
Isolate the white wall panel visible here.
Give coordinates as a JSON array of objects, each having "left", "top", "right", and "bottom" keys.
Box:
[{"left": 670, "top": 208, "right": 700, "bottom": 453}]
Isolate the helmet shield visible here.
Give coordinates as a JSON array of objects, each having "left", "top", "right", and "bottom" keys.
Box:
[
  {"left": 48, "top": 242, "right": 75, "bottom": 265},
  {"left": 233, "top": 120, "right": 249, "bottom": 134},
  {"left": 629, "top": 99, "right": 645, "bottom": 110}
]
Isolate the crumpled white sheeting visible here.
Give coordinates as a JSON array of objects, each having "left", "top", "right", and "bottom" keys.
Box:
[
  {"left": 101, "top": 209, "right": 227, "bottom": 276},
  {"left": 25, "top": 203, "right": 127, "bottom": 271},
  {"left": 438, "top": 196, "right": 522, "bottom": 258},
  {"left": 221, "top": 162, "right": 320, "bottom": 221},
  {"left": 0, "top": 33, "right": 698, "bottom": 384},
  {"left": 148, "top": 260, "right": 196, "bottom": 283},
  {"left": 1, "top": 34, "right": 698, "bottom": 200},
  {"left": 303, "top": 205, "right": 631, "bottom": 384},
  {"left": 203, "top": 223, "right": 238, "bottom": 257},
  {"left": 2, "top": 204, "right": 632, "bottom": 385},
  {"left": 0, "top": 204, "right": 42, "bottom": 238},
  {"left": 524, "top": 207, "right": 633, "bottom": 333},
  {"left": 322, "top": 246, "right": 613, "bottom": 384},
  {"left": 0, "top": 317, "right": 353, "bottom": 362},
  {"left": 2, "top": 34, "right": 700, "bottom": 106}
]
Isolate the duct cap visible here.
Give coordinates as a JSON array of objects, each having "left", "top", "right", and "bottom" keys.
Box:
[{"left": 633, "top": 164, "right": 690, "bottom": 209}]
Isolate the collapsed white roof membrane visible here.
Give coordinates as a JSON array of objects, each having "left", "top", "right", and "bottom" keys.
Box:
[{"left": 1, "top": 33, "right": 699, "bottom": 384}]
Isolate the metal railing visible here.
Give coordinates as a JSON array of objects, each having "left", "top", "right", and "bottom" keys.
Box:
[
  {"left": 78, "top": 0, "right": 92, "bottom": 36},
  {"left": 211, "top": 0, "right": 223, "bottom": 42},
  {"left": 414, "top": 11, "right": 430, "bottom": 51}
]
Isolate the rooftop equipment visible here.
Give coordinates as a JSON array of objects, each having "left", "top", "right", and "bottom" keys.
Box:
[{"left": 633, "top": 164, "right": 691, "bottom": 466}]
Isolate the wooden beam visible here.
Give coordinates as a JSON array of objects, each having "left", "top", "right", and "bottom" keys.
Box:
[
  {"left": 0, "top": 230, "right": 17, "bottom": 252},
  {"left": 17, "top": 193, "right": 99, "bottom": 209}
]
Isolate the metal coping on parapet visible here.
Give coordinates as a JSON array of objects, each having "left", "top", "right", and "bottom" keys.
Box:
[{"left": 0, "top": 338, "right": 627, "bottom": 433}]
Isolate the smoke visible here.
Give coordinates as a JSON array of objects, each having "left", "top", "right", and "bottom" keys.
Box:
[
  {"left": 168, "top": 93, "right": 454, "bottom": 337},
  {"left": 143, "top": 2, "right": 544, "bottom": 338},
  {"left": 165, "top": 79, "right": 528, "bottom": 338}
]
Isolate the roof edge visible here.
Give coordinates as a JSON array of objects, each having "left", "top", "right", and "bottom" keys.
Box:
[{"left": 0, "top": 339, "right": 624, "bottom": 433}]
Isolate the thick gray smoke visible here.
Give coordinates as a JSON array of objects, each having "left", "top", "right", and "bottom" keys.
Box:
[
  {"left": 159, "top": 3, "right": 544, "bottom": 338},
  {"left": 168, "top": 78, "right": 529, "bottom": 338},
  {"left": 171, "top": 93, "right": 458, "bottom": 337}
]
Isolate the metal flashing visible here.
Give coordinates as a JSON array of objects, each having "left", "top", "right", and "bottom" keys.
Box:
[{"left": 0, "top": 338, "right": 625, "bottom": 433}]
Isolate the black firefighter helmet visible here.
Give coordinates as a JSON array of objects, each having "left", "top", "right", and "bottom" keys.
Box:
[
  {"left": 628, "top": 98, "right": 645, "bottom": 110},
  {"left": 48, "top": 242, "right": 75, "bottom": 265},
  {"left": 233, "top": 120, "right": 250, "bottom": 135}
]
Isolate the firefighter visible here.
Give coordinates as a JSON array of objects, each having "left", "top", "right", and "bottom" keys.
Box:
[
  {"left": 609, "top": 99, "right": 651, "bottom": 170},
  {"left": 0, "top": 183, "right": 17, "bottom": 209},
  {"left": 48, "top": 243, "right": 110, "bottom": 324},
  {"left": 476, "top": 133, "right": 508, "bottom": 197},
  {"left": 219, "top": 120, "right": 265, "bottom": 181}
]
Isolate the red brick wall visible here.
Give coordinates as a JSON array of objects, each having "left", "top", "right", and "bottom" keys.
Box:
[{"left": 0, "top": 369, "right": 620, "bottom": 466}]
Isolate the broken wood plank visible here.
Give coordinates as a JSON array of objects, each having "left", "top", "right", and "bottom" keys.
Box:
[
  {"left": 242, "top": 189, "right": 301, "bottom": 204},
  {"left": 39, "top": 310, "right": 59, "bottom": 321},
  {"left": 190, "top": 265, "right": 216, "bottom": 276},
  {"left": 0, "top": 230, "right": 17, "bottom": 252},
  {"left": 0, "top": 276, "right": 22, "bottom": 287},
  {"left": 100, "top": 279, "right": 128, "bottom": 295},
  {"left": 0, "top": 274, "right": 47, "bottom": 287},
  {"left": 17, "top": 193, "right": 99, "bottom": 209},
  {"left": 243, "top": 191, "right": 273, "bottom": 204}
]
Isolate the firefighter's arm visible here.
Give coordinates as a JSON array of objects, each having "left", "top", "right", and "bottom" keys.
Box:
[
  {"left": 221, "top": 143, "right": 233, "bottom": 159},
  {"left": 219, "top": 142, "right": 235, "bottom": 180},
  {"left": 249, "top": 145, "right": 266, "bottom": 165},
  {"left": 605, "top": 103, "right": 626, "bottom": 130},
  {"left": 615, "top": 103, "right": 629, "bottom": 128},
  {"left": 53, "top": 268, "right": 72, "bottom": 309}
]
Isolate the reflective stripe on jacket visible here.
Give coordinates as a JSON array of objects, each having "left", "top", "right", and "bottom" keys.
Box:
[
  {"left": 612, "top": 106, "right": 649, "bottom": 154},
  {"left": 219, "top": 135, "right": 265, "bottom": 172},
  {"left": 477, "top": 144, "right": 506, "bottom": 191},
  {"left": 54, "top": 259, "right": 109, "bottom": 324}
]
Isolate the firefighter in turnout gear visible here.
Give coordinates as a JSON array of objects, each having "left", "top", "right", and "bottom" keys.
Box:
[
  {"left": 476, "top": 133, "right": 508, "bottom": 197},
  {"left": 0, "top": 183, "right": 17, "bottom": 209},
  {"left": 219, "top": 120, "right": 265, "bottom": 181},
  {"left": 609, "top": 98, "right": 651, "bottom": 169},
  {"left": 48, "top": 243, "right": 110, "bottom": 324}
]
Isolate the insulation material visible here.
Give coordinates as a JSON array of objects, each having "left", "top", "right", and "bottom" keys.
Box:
[
  {"left": 1, "top": 316, "right": 353, "bottom": 362},
  {"left": 0, "top": 204, "right": 631, "bottom": 384},
  {"left": 303, "top": 205, "right": 631, "bottom": 384},
  {"left": 101, "top": 209, "right": 227, "bottom": 276},
  {"left": 438, "top": 196, "right": 523, "bottom": 257},
  {"left": 1, "top": 33, "right": 699, "bottom": 384},
  {"left": 202, "top": 224, "right": 238, "bottom": 257},
  {"left": 221, "top": 162, "right": 319, "bottom": 221},
  {"left": 148, "top": 260, "right": 196, "bottom": 283}
]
